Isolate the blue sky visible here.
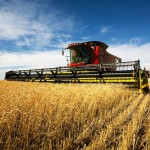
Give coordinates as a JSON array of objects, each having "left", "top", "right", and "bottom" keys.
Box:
[{"left": 0, "top": 0, "right": 150, "bottom": 79}]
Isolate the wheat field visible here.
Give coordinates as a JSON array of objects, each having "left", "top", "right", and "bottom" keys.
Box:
[{"left": 0, "top": 81, "right": 149, "bottom": 150}]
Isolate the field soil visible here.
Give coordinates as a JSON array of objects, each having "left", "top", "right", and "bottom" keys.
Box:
[{"left": 0, "top": 81, "right": 150, "bottom": 150}]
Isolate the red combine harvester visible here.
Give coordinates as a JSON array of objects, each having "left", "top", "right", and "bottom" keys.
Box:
[
  {"left": 64, "top": 41, "right": 121, "bottom": 67},
  {"left": 5, "top": 41, "right": 149, "bottom": 93}
]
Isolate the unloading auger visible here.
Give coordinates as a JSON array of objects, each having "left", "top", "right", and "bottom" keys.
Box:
[{"left": 5, "top": 41, "right": 149, "bottom": 93}]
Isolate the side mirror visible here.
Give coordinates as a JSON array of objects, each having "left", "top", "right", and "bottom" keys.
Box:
[{"left": 62, "top": 49, "right": 64, "bottom": 56}]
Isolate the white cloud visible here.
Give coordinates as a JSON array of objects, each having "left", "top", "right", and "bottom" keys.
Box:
[
  {"left": 0, "top": 49, "right": 69, "bottom": 79},
  {"left": 81, "top": 36, "right": 91, "bottom": 41},
  {"left": 0, "top": 50, "right": 68, "bottom": 68},
  {"left": 0, "top": 0, "right": 74, "bottom": 49},
  {"left": 108, "top": 43, "right": 150, "bottom": 70},
  {"left": 100, "top": 26, "right": 110, "bottom": 33},
  {"left": 129, "top": 37, "right": 142, "bottom": 44},
  {"left": 77, "top": 24, "right": 90, "bottom": 32}
]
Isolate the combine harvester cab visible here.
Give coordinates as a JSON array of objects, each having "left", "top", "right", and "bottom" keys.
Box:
[
  {"left": 5, "top": 41, "right": 149, "bottom": 93},
  {"left": 63, "top": 41, "right": 122, "bottom": 67}
]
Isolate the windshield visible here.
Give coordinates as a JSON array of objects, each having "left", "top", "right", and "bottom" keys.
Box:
[{"left": 69, "top": 46, "right": 91, "bottom": 63}]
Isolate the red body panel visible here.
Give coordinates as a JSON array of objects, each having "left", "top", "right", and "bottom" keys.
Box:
[
  {"left": 93, "top": 46, "right": 99, "bottom": 64},
  {"left": 68, "top": 62, "right": 86, "bottom": 67}
]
